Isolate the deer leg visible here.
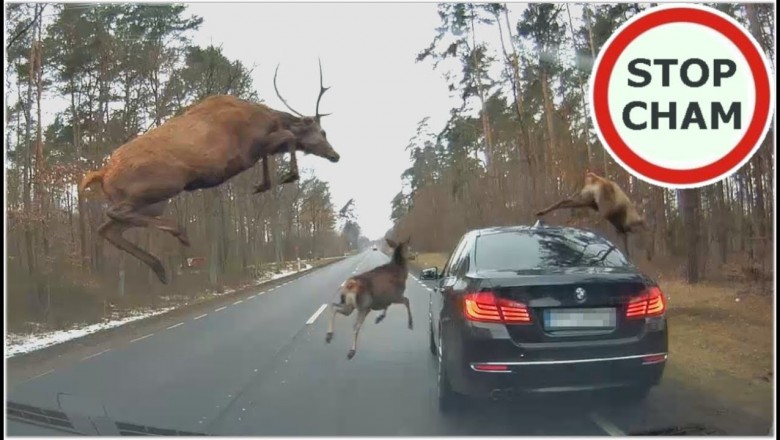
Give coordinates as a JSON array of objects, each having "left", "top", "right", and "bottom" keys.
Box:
[
  {"left": 347, "top": 308, "right": 369, "bottom": 360},
  {"left": 536, "top": 196, "right": 596, "bottom": 217},
  {"left": 279, "top": 143, "right": 300, "bottom": 185},
  {"left": 389, "top": 296, "right": 413, "bottom": 330},
  {"left": 375, "top": 308, "right": 388, "bottom": 324},
  {"left": 403, "top": 297, "right": 413, "bottom": 330},
  {"left": 107, "top": 201, "right": 189, "bottom": 247},
  {"left": 253, "top": 130, "right": 297, "bottom": 193},
  {"left": 253, "top": 154, "right": 272, "bottom": 194},
  {"left": 622, "top": 233, "right": 630, "bottom": 258},
  {"left": 325, "top": 302, "right": 354, "bottom": 343},
  {"left": 98, "top": 219, "right": 168, "bottom": 284},
  {"left": 138, "top": 201, "right": 190, "bottom": 246}
]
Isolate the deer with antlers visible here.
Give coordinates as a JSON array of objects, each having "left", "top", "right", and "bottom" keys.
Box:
[
  {"left": 536, "top": 171, "right": 648, "bottom": 256},
  {"left": 79, "top": 61, "right": 338, "bottom": 284},
  {"left": 326, "top": 237, "right": 413, "bottom": 360}
]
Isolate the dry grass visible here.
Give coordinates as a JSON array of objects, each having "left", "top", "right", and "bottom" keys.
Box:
[
  {"left": 661, "top": 278, "right": 773, "bottom": 417},
  {"left": 413, "top": 252, "right": 774, "bottom": 416},
  {"left": 416, "top": 253, "right": 449, "bottom": 272}
]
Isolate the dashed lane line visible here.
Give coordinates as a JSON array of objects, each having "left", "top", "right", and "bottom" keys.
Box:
[
  {"left": 167, "top": 322, "right": 184, "bottom": 330},
  {"left": 130, "top": 334, "right": 154, "bottom": 343},
  {"left": 194, "top": 314, "right": 208, "bottom": 320},
  {"left": 81, "top": 348, "right": 110, "bottom": 361},
  {"left": 306, "top": 304, "right": 329, "bottom": 325},
  {"left": 590, "top": 413, "right": 626, "bottom": 436},
  {"left": 29, "top": 369, "right": 54, "bottom": 380}
]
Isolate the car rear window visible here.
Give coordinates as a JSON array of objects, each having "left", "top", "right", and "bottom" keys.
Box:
[{"left": 474, "top": 230, "right": 630, "bottom": 270}]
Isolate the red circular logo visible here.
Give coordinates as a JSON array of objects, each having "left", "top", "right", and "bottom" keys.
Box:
[{"left": 590, "top": 4, "right": 774, "bottom": 188}]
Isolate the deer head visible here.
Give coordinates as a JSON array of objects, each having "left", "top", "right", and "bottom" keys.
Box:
[
  {"left": 386, "top": 236, "right": 412, "bottom": 261},
  {"left": 273, "top": 60, "right": 340, "bottom": 163}
]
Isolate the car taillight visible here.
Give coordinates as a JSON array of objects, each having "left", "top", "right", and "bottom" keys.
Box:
[
  {"left": 626, "top": 287, "right": 666, "bottom": 319},
  {"left": 463, "top": 291, "right": 531, "bottom": 324}
]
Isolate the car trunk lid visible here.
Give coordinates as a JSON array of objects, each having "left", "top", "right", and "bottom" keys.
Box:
[{"left": 474, "top": 267, "right": 649, "bottom": 344}]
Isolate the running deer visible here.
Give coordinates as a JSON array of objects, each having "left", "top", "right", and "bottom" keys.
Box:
[
  {"left": 326, "top": 237, "right": 413, "bottom": 360},
  {"left": 535, "top": 171, "right": 648, "bottom": 256},
  {"left": 79, "top": 61, "right": 339, "bottom": 284}
]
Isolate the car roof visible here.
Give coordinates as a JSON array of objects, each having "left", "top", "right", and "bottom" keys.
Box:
[{"left": 470, "top": 221, "right": 605, "bottom": 240}]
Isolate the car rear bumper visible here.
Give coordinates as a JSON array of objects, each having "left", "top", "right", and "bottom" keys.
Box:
[{"left": 450, "top": 352, "right": 667, "bottom": 398}]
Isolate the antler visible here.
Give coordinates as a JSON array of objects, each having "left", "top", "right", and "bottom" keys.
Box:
[
  {"left": 273, "top": 64, "right": 305, "bottom": 118},
  {"left": 314, "top": 58, "right": 332, "bottom": 122}
]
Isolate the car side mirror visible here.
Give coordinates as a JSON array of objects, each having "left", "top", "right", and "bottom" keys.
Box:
[{"left": 420, "top": 267, "right": 439, "bottom": 280}]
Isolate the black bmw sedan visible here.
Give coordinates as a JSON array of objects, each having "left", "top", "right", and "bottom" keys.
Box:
[{"left": 421, "top": 222, "right": 668, "bottom": 412}]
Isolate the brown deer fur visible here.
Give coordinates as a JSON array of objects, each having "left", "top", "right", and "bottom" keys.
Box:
[
  {"left": 80, "top": 64, "right": 338, "bottom": 284},
  {"left": 536, "top": 171, "right": 648, "bottom": 256},
  {"left": 326, "top": 238, "right": 413, "bottom": 359}
]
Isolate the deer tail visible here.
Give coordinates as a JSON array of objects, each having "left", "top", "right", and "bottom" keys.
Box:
[{"left": 79, "top": 169, "right": 105, "bottom": 193}]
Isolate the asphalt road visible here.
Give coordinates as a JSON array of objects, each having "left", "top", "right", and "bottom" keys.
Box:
[{"left": 6, "top": 250, "right": 771, "bottom": 436}]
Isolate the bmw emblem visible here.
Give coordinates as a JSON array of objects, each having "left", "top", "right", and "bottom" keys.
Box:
[{"left": 575, "top": 287, "right": 587, "bottom": 303}]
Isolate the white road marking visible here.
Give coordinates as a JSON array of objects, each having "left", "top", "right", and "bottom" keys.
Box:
[
  {"left": 248, "top": 295, "right": 256, "bottom": 299},
  {"left": 130, "top": 334, "right": 154, "bottom": 343},
  {"left": 306, "top": 304, "right": 329, "bottom": 325},
  {"left": 167, "top": 322, "right": 184, "bottom": 330},
  {"left": 81, "top": 348, "right": 110, "bottom": 361},
  {"left": 215, "top": 306, "right": 227, "bottom": 312},
  {"left": 194, "top": 314, "right": 208, "bottom": 320},
  {"left": 233, "top": 300, "right": 243, "bottom": 305},
  {"left": 30, "top": 369, "right": 55, "bottom": 380},
  {"left": 590, "top": 413, "right": 626, "bottom": 436}
]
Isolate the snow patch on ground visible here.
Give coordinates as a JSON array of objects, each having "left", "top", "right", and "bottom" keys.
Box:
[
  {"left": 5, "top": 262, "right": 317, "bottom": 359},
  {"left": 5, "top": 307, "right": 175, "bottom": 359}
]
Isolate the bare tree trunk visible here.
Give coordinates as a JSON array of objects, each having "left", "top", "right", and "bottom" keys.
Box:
[
  {"left": 584, "top": 5, "right": 609, "bottom": 175},
  {"left": 565, "top": 3, "right": 592, "bottom": 167},
  {"left": 679, "top": 189, "right": 701, "bottom": 283},
  {"left": 31, "top": 8, "right": 50, "bottom": 319},
  {"left": 469, "top": 11, "right": 496, "bottom": 185},
  {"left": 540, "top": 69, "right": 556, "bottom": 171}
]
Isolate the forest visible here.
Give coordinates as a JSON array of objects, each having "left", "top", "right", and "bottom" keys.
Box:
[
  {"left": 5, "top": 3, "right": 364, "bottom": 331},
  {"left": 390, "top": 3, "right": 775, "bottom": 286}
]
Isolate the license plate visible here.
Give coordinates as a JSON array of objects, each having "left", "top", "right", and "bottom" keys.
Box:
[{"left": 544, "top": 308, "right": 616, "bottom": 330}]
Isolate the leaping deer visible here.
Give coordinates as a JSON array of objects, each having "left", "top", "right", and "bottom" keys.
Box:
[
  {"left": 326, "top": 237, "right": 413, "bottom": 360},
  {"left": 536, "top": 171, "right": 648, "bottom": 256},
  {"left": 79, "top": 61, "right": 338, "bottom": 284}
]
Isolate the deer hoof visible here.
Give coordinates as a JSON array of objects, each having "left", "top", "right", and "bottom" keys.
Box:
[
  {"left": 375, "top": 315, "right": 385, "bottom": 324},
  {"left": 325, "top": 332, "right": 333, "bottom": 343},
  {"left": 177, "top": 231, "right": 191, "bottom": 247},
  {"left": 347, "top": 349, "right": 356, "bottom": 360},
  {"left": 408, "top": 321, "right": 414, "bottom": 330},
  {"left": 254, "top": 183, "right": 270, "bottom": 194},
  {"left": 535, "top": 211, "right": 545, "bottom": 217},
  {"left": 154, "top": 269, "right": 168, "bottom": 285}
]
